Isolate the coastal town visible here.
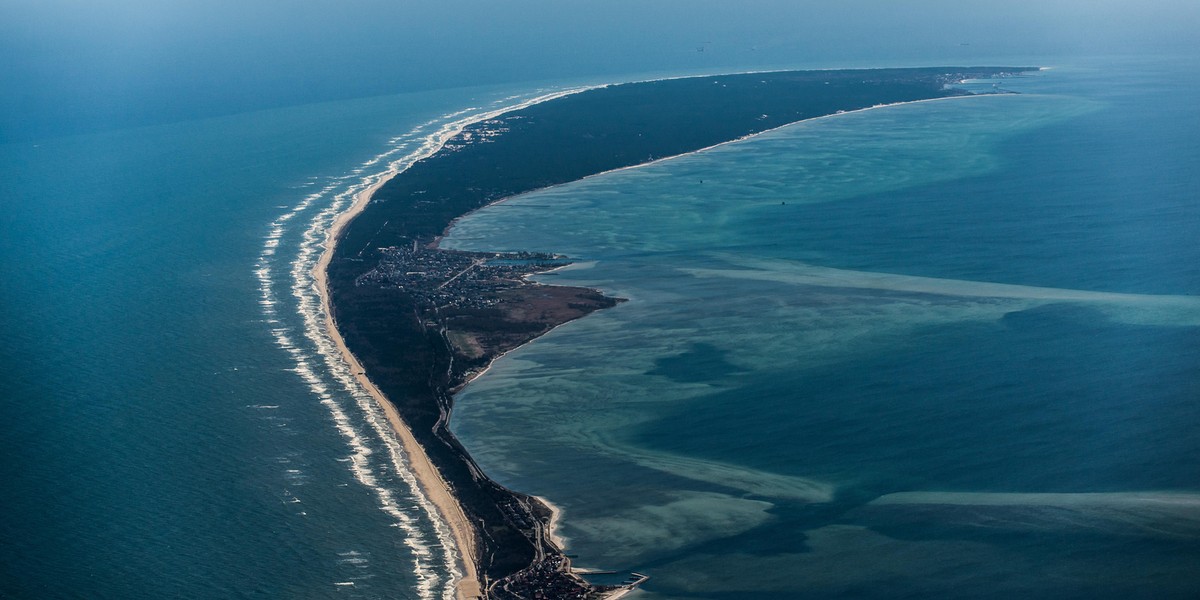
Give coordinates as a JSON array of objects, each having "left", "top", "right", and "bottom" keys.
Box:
[
  {"left": 489, "top": 554, "right": 650, "bottom": 599},
  {"left": 352, "top": 239, "right": 621, "bottom": 388},
  {"left": 352, "top": 241, "right": 642, "bottom": 599},
  {"left": 324, "top": 67, "right": 1039, "bottom": 599},
  {"left": 356, "top": 242, "right": 570, "bottom": 312}
]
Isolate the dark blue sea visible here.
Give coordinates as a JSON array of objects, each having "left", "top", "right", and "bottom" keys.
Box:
[{"left": 3, "top": 31, "right": 1198, "bottom": 600}]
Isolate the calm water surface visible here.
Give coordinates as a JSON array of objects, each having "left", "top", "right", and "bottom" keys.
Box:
[{"left": 445, "top": 57, "right": 1200, "bottom": 599}]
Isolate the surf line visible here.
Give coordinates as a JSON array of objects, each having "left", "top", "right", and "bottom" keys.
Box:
[
  {"left": 276, "top": 69, "right": 1025, "bottom": 598},
  {"left": 258, "top": 112, "right": 479, "bottom": 596},
  {"left": 262, "top": 118, "right": 480, "bottom": 598},
  {"left": 260, "top": 111, "right": 504, "bottom": 595},
  {"left": 261, "top": 161, "right": 443, "bottom": 590},
  {"left": 291, "top": 86, "right": 600, "bottom": 600}
]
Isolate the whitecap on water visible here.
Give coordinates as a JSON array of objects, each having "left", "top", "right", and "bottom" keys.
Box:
[{"left": 256, "top": 85, "right": 604, "bottom": 600}]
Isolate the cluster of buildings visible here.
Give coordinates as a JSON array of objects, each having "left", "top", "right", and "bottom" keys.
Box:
[
  {"left": 356, "top": 243, "right": 567, "bottom": 310},
  {"left": 489, "top": 555, "right": 591, "bottom": 600},
  {"left": 440, "top": 116, "right": 517, "bottom": 154}
]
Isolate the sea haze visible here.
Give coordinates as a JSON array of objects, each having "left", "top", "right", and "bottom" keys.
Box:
[
  {"left": 443, "top": 57, "right": 1200, "bottom": 598},
  {"left": 5, "top": 0, "right": 1198, "bottom": 142}
]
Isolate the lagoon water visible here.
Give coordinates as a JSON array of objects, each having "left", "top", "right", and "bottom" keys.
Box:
[
  {"left": 3, "top": 50, "right": 1198, "bottom": 600},
  {"left": 443, "top": 58, "right": 1200, "bottom": 598}
]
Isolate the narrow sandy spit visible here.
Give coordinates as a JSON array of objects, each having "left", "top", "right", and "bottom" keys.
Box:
[
  {"left": 309, "top": 78, "right": 1016, "bottom": 599},
  {"left": 315, "top": 176, "right": 483, "bottom": 600},
  {"left": 310, "top": 86, "right": 596, "bottom": 600}
]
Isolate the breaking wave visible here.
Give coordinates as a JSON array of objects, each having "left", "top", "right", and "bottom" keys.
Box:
[{"left": 253, "top": 86, "right": 595, "bottom": 598}]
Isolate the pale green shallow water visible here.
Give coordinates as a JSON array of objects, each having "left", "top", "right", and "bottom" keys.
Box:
[
  {"left": 444, "top": 60, "right": 1200, "bottom": 599},
  {"left": 5, "top": 53, "right": 1198, "bottom": 599}
]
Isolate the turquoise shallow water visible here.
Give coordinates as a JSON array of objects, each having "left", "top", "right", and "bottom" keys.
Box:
[
  {"left": 5, "top": 55, "right": 1198, "bottom": 599},
  {"left": 444, "top": 57, "right": 1200, "bottom": 598}
]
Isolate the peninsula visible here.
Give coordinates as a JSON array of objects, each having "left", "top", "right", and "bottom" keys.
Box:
[{"left": 321, "top": 66, "right": 1035, "bottom": 598}]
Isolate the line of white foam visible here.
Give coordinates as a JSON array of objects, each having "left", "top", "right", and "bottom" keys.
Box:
[
  {"left": 255, "top": 122, "right": 450, "bottom": 596},
  {"left": 302, "top": 87, "right": 601, "bottom": 599},
  {"left": 293, "top": 178, "right": 447, "bottom": 597},
  {"left": 259, "top": 86, "right": 597, "bottom": 600},
  {"left": 255, "top": 71, "right": 1043, "bottom": 597}
]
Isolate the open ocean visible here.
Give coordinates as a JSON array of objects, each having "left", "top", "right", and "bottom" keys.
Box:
[
  {"left": 3, "top": 49, "right": 1198, "bottom": 600},
  {"left": 0, "top": 84, "right": 581, "bottom": 598}
]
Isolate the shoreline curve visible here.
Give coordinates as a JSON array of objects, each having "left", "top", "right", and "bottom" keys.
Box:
[
  {"left": 312, "top": 87, "right": 596, "bottom": 599},
  {"left": 313, "top": 66, "right": 1036, "bottom": 597}
]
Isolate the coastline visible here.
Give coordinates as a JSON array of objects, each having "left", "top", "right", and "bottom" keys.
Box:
[
  {"left": 315, "top": 66, "right": 1035, "bottom": 598},
  {"left": 315, "top": 174, "right": 484, "bottom": 600},
  {"left": 312, "top": 87, "right": 598, "bottom": 599},
  {"left": 438, "top": 91, "right": 1003, "bottom": 249},
  {"left": 536, "top": 496, "right": 568, "bottom": 550},
  {"left": 433, "top": 90, "right": 1013, "bottom": 561}
]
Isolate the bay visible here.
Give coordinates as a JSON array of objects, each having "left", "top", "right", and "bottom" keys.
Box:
[{"left": 445, "top": 56, "right": 1200, "bottom": 598}]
